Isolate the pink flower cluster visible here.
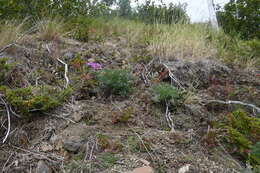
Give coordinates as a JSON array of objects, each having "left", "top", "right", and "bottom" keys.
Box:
[{"left": 86, "top": 62, "right": 102, "bottom": 70}]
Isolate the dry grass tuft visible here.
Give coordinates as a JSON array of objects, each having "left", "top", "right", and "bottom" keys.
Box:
[
  {"left": 0, "top": 21, "right": 23, "bottom": 48},
  {"left": 148, "top": 24, "right": 217, "bottom": 61},
  {"left": 37, "top": 18, "right": 64, "bottom": 41}
]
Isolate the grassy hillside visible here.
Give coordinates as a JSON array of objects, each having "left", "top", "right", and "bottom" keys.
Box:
[{"left": 0, "top": 17, "right": 259, "bottom": 173}]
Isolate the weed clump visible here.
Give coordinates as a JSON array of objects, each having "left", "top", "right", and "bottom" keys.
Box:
[
  {"left": 217, "top": 109, "right": 260, "bottom": 168},
  {"left": 0, "top": 58, "right": 13, "bottom": 84},
  {"left": 96, "top": 69, "right": 134, "bottom": 96},
  {"left": 150, "top": 83, "right": 182, "bottom": 105},
  {"left": 126, "top": 136, "right": 152, "bottom": 153},
  {"left": 37, "top": 19, "right": 64, "bottom": 41},
  {"left": 0, "top": 85, "right": 72, "bottom": 117}
]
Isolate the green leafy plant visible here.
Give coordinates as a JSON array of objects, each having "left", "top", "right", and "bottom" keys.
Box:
[
  {"left": 150, "top": 83, "right": 182, "bottom": 105},
  {"left": 96, "top": 69, "right": 134, "bottom": 96}
]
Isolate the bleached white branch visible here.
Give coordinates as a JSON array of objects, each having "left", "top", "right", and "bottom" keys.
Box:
[
  {"left": 57, "top": 58, "right": 70, "bottom": 88},
  {"left": 0, "top": 96, "right": 11, "bottom": 143},
  {"left": 165, "top": 101, "right": 175, "bottom": 131},
  {"left": 206, "top": 100, "right": 260, "bottom": 113},
  {"left": 162, "top": 63, "right": 185, "bottom": 90}
]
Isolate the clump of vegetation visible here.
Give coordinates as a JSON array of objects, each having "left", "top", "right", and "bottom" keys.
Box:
[
  {"left": 217, "top": 109, "right": 260, "bottom": 168},
  {"left": 96, "top": 133, "right": 123, "bottom": 152},
  {"left": 37, "top": 19, "right": 64, "bottom": 41},
  {"left": 96, "top": 68, "right": 134, "bottom": 96},
  {"left": 216, "top": 0, "right": 259, "bottom": 40},
  {"left": 0, "top": 21, "right": 23, "bottom": 48},
  {"left": 212, "top": 33, "right": 260, "bottom": 68},
  {"left": 150, "top": 83, "right": 183, "bottom": 105},
  {"left": 66, "top": 17, "right": 107, "bottom": 42},
  {"left": 0, "top": 58, "right": 13, "bottom": 84},
  {"left": 97, "top": 152, "right": 119, "bottom": 169},
  {"left": 0, "top": 85, "right": 72, "bottom": 117},
  {"left": 126, "top": 136, "right": 152, "bottom": 153},
  {"left": 131, "top": 55, "right": 152, "bottom": 64},
  {"left": 136, "top": 1, "right": 189, "bottom": 24},
  {"left": 112, "top": 107, "right": 135, "bottom": 124}
]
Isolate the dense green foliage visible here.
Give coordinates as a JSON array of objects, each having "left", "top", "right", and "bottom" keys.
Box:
[
  {"left": 97, "top": 69, "right": 134, "bottom": 96},
  {"left": 217, "top": 109, "right": 260, "bottom": 167},
  {"left": 0, "top": 0, "right": 189, "bottom": 25},
  {"left": 117, "top": 0, "right": 132, "bottom": 17},
  {"left": 0, "top": 0, "right": 111, "bottom": 19},
  {"left": 0, "top": 58, "right": 13, "bottom": 84},
  {"left": 216, "top": 0, "right": 260, "bottom": 39},
  {"left": 136, "top": 1, "right": 189, "bottom": 24}
]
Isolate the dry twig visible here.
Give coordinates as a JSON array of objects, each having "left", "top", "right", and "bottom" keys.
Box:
[
  {"left": 57, "top": 58, "right": 70, "bottom": 88},
  {"left": 165, "top": 101, "right": 175, "bottom": 131},
  {"left": 162, "top": 63, "right": 185, "bottom": 90}
]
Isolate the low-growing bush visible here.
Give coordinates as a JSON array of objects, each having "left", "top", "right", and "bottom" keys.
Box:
[
  {"left": 150, "top": 83, "right": 183, "bottom": 105},
  {"left": 0, "top": 58, "right": 13, "bottom": 84},
  {"left": 37, "top": 19, "right": 64, "bottom": 41},
  {"left": 65, "top": 16, "right": 106, "bottom": 42},
  {"left": 96, "top": 68, "right": 134, "bottom": 96},
  {"left": 217, "top": 109, "right": 260, "bottom": 168},
  {"left": 0, "top": 85, "right": 72, "bottom": 117}
]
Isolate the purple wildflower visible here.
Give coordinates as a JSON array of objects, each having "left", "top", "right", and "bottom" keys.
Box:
[{"left": 86, "top": 62, "right": 102, "bottom": 70}]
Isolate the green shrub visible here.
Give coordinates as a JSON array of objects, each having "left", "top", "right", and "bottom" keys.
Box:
[
  {"left": 250, "top": 142, "right": 260, "bottom": 167},
  {"left": 65, "top": 16, "right": 106, "bottom": 42},
  {"left": 0, "top": 58, "right": 13, "bottom": 84},
  {"left": 96, "top": 69, "right": 134, "bottom": 96},
  {"left": 217, "top": 109, "right": 260, "bottom": 168},
  {"left": 150, "top": 83, "right": 182, "bottom": 105},
  {"left": 0, "top": 85, "right": 72, "bottom": 116}
]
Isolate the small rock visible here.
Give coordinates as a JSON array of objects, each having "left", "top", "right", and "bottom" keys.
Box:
[
  {"left": 35, "top": 160, "right": 51, "bottom": 173},
  {"left": 63, "top": 136, "right": 83, "bottom": 153}
]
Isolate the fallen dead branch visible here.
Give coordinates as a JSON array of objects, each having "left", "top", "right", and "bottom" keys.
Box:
[
  {"left": 165, "top": 101, "right": 175, "bottom": 131},
  {"left": 11, "top": 145, "right": 64, "bottom": 163},
  {"left": 206, "top": 100, "right": 260, "bottom": 114},
  {"left": 58, "top": 58, "right": 70, "bottom": 88},
  {"left": 44, "top": 44, "right": 70, "bottom": 88},
  {"left": 162, "top": 63, "right": 185, "bottom": 90},
  {"left": 0, "top": 96, "right": 11, "bottom": 143}
]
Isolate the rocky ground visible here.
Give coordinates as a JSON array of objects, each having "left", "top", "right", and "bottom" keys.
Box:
[{"left": 0, "top": 33, "right": 259, "bottom": 173}]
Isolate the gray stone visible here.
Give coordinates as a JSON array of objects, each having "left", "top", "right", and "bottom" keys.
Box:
[
  {"left": 63, "top": 136, "right": 83, "bottom": 152},
  {"left": 35, "top": 160, "right": 51, "bottom": 173}
]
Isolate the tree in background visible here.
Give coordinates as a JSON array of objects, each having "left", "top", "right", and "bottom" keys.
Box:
[
  {"left": 216, "top": 0, "right": 260, "bottom": 39},
  {"left": 117, "top": 0, "right": 132, "bottom": 17},
  {"left": 137, "top": 0, "right": 189, "bottom": 24},
  {"left": 0, "top": 0, "right": 112, "bottom": 19}
]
